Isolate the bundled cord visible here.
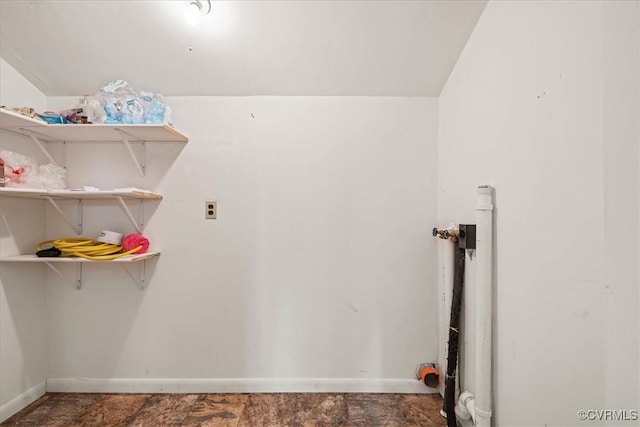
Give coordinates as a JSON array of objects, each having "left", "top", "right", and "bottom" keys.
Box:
[{"left": 36, "top": 237, "right": 144, "bottom": 261}]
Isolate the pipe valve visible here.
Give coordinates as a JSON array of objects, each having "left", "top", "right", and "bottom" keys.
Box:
[{"left": 433, "top": 227, "right": 457, "bottom": 241}]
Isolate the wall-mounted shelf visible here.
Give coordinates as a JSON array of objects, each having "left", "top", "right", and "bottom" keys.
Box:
[
  {"left": 0, "top": 109, "right": 188, "bottom": 175},
  {"left": 0, "top": 187, "right": 162, "bottom": 200},
  {"left": 31, "top": 124, "right": 188, "bottom": 143},
  {"left": 0, "top": 187, "right": 161, "bottom": 234},
  {"left": 0, "top": 252, "right": 159, "bottom": 263},
  {"left": 0, "top": 109, "right": 187, "bottom": 142},
  {"left": 1, "top": 252, "right": 159, "bottom": 291},
  {"left": 0, "top": 109, "right": 47, "bottom": 128}
]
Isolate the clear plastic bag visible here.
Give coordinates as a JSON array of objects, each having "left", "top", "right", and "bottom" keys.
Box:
[
  {"left": 0, "top": 150, "right": 66, "bottom": 189},
  {"left": 98, "top": 80, "right": 171, "bottom": 125}
]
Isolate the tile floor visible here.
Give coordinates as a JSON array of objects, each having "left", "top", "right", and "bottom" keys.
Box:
[{"left": 1, "top": 393, "right": 447, "bottom": 426}]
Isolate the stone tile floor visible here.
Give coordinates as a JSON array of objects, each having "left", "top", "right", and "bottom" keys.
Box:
[{"left": 2, "top": 393, "right": 447, "bottom": 426}]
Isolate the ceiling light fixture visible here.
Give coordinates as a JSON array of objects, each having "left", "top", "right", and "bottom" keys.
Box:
[{"left": 184, "top": 0, "right": 211, "bottom": 26}]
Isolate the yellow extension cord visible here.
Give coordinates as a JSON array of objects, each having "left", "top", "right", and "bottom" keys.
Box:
[{"left": 37, "top": 238, "right": 143, "bottom": 261}]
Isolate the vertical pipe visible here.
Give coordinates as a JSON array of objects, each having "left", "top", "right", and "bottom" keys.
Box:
[
  {"left": 475, "top": 186, "right": 494, "bottom": 427},
  {"left": 445, "top": 244, "right": 466, "bottom": 426},
  {"left": 439, "top": 237, "right": 455, "bottom": 398}
]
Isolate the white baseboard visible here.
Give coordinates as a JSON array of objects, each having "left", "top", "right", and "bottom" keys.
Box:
[
  {"left": 0, "top": 381, "right": 46, "bottom": 423},
  {"left": 46, "top": 378, "right": 438, "bottom": 394}
]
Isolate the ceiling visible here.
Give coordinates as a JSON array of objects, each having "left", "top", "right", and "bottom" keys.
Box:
[{"left": 0, "top": 0, "right": 486, "bottom": 97}]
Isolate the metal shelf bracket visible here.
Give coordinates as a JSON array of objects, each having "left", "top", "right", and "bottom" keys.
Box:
[
  {"left": 45, "top": 261, "right": 82, "bottom": 290},
  {"left": 116, "top": 197, "right": 144, "bottom": 234},
  {"left": 21, "top": 129, "right": 57, "bottom": 165},
  {"left": 114, "top": 128, "right": 146, "bottom": 176},
  {"left": 122, "top": 260, "right": 146, "bottom": 291},
  {"left": 45, "top": 197, "right": 83, "bottom": 235},
  {"left": 42, "top": 260, "right": 151, "bottom": 291}
]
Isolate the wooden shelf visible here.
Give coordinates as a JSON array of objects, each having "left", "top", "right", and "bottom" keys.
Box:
[
  {"left": 0, "top": 252, "right": 160, "bottom": 263},
  {"left": 32, "top": 124, "right": 188, "bottom": 143},
  {"left": 0, "top": 187, "right": 162, "bottom": 200},
  {"left": 0, "top": 109, "right": 188, "bottom": 143}
]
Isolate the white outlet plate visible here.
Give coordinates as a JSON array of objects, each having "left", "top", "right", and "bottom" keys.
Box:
[{"left": 205, "top": 200, "right": 217, "bottom": 219}]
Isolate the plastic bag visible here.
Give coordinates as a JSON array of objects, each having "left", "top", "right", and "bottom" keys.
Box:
[
  {"left": 57, "top": 96, "right": 105, "bottom": 124},
  {"left": 86, "top": 96, "right": 106, "bottom": 124},
  {"left": 98, "top": 80, "right": 171, "bottom": 125},
  {"left": 0, "top": 150, "right": 66, "bottom": 189}
]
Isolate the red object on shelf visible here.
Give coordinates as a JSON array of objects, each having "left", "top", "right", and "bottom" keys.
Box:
[{"left": 122, "top": 234, "right": 149, "bottom": 254}]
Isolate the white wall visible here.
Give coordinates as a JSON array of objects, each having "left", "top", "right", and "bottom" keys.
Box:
[
  {"left": 601, "top": 2, "right": 640, "bottom": 415},
  {"left": 438, "top": 1, "right": 639, "bottom": 426},
  {"left": 43, "top": 96, "right": 439, "bottom": 391},
  {"left": 0, "top": 58, "right": 48, "bottom": 421}
]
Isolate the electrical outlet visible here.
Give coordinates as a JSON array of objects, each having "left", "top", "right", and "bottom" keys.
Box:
[{"left": 205, "top": 200, "right": 217, "bottom": 219}]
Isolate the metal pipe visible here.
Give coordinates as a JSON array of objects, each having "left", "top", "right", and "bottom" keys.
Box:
[
  {"left": 438, "top": 234, "right": 455, "bottom": 401},
  {"left": 444, "top": 243, "right": 466, "bottom": 426}
]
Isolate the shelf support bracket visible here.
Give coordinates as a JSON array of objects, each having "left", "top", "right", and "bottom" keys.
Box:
[
  {"left": 45, "top": 197, "right": 83, "bottom": 235},
  {"left": 115, "top": 128, "right": 146, "bottom": 176},
  {"left": 45, "top": 262, "right": 82, "bottom": 290},
  {"left": 116, "top": 196, "right": 144, "bottom": 234},
  {"left": 23, "top": 130, "right": 57, "bottom": 165},
  {"left": 122, "top": 260, "right": 146, "bottom": 291}
]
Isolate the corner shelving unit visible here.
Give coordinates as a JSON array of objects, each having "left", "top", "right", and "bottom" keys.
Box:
[{"left": 0, "top": 108, "right": 188, "bottom": 290}]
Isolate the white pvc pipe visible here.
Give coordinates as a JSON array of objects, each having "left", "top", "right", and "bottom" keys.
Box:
[
  {"left": 475, "top": 186, "right": 494, "bottom": 427},
  {"left": 456, "top": 391, "right": 476, "bottom": 427}
]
